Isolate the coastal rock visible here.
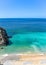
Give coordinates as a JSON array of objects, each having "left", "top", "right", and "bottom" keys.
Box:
[{"left": 0, "top": 27, "right": 9, "bottom": 46}]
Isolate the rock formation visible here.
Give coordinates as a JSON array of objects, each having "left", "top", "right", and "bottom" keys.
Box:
[{"left": 0, "top": 27, "right": 9, "bottom": 46}]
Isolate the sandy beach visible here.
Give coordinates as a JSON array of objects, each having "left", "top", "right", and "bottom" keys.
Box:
[{"left": 0, "top": 54, "right": 46, "bottom": 65}]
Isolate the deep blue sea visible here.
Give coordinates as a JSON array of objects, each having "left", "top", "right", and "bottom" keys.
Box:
[{"left": 0, "top": 18, "right": 46, "bottom": 54}]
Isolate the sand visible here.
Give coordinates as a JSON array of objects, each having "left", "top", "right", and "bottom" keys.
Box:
[{"left": 0, "top": 54, "right": 46, "bottom": 65}]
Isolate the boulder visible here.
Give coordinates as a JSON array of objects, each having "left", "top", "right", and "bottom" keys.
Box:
[{"left": 0, "top": 27, "right": 9, "bottom": 46}]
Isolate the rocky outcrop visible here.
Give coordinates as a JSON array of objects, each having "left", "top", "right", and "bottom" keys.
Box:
[{"left": 0, "top": 27, "right": 9, "bottom": 46}]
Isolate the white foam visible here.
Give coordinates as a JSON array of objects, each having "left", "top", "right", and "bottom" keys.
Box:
[{"left": 2, "top": 54, "right": 8, "bottom": 57}]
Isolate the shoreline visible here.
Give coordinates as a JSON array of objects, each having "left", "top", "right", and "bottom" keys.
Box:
[{"left": 0, "top": 53, "right": 46, "bottom": 64}]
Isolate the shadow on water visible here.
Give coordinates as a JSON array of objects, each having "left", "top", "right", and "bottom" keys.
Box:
[
  {"left": 7, "top": 40, "right": 13, "bottom": 46},
  {"left": 6, "top": 35, "right": 13, "bottom": 46}
]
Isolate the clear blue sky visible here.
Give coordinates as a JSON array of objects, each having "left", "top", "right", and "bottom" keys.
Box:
[{"left": 0, "top": 0, "right": 46, "bottom": 18}]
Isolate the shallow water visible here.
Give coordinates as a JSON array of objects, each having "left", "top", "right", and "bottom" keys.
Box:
[{"left": 0, "top": 32, "right": 46, "bottom": 54}]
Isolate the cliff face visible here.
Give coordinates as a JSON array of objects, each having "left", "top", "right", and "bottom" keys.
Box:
[{"left": 0, "top": 27, "right": 9, "bottom": 46}]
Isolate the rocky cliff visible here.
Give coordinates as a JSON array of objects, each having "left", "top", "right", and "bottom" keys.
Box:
[{"left": 0, "top": 27, "right": 9, "bottom": 46}]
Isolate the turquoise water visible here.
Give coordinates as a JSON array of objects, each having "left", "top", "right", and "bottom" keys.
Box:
[
  {"left": 0, "top": 18, "right": 46, "bottom": 54},
  {"left": 0, "top": 32, "right": 46, "bottom": 54}
]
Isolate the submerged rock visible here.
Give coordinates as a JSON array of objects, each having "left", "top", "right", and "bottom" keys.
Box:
[{"left": 0, "top": 27, "right": 9, "bottom": 46}]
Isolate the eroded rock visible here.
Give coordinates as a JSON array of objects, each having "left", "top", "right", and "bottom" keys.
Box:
[{"left": 0, "top": 27, "right": 9, "bottom": 46}]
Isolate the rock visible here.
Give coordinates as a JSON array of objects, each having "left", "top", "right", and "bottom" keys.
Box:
[
  {"left": 1, "top": 47, "right": 4, "bottom": 49},
  {"left": 0, "top": 27, "right": 9, "bottom": 46}
]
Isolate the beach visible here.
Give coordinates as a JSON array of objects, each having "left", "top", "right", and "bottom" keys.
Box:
[{"left": 0, "top": 54, "right": 46, "bottom": 65}]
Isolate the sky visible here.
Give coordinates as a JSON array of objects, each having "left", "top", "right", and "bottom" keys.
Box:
[{"left": 0, "top": 0, "right": 46, "bottom": 18}]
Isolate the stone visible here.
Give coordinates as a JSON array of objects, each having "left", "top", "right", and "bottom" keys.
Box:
[{"left": 0, "top": 27, "right": 9, "bottom": 46}]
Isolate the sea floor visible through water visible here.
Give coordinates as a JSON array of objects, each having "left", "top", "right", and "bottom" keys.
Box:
[{"left": 0, "top": 32, "right": 46, "bottom": 55}]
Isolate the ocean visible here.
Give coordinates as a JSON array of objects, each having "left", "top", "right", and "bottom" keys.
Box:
[{"left": 0, "top": 18, "right": 46, "bottom": 54}]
